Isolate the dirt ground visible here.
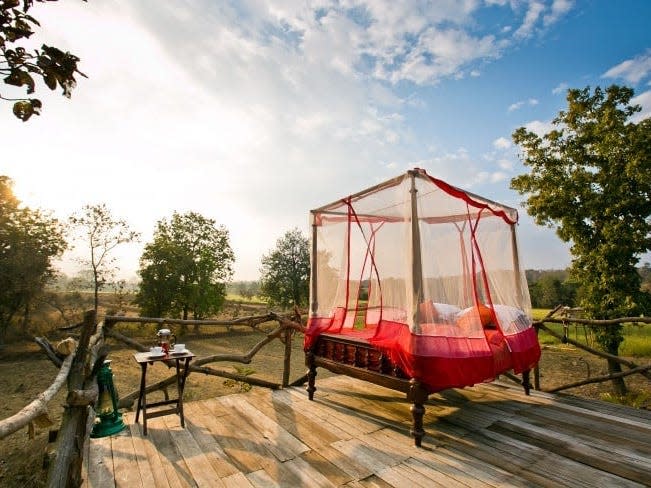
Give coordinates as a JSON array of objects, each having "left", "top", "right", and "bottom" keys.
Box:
[{"left": 0, "top": 328, "right": 649, "bottom": 487}]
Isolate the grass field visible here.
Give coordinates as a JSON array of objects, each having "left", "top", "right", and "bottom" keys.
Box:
[{"left": 532, "top": 308, "right": 651, "bottom": 357}]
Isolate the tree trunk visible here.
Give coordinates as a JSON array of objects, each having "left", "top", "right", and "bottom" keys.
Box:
[
  {"left": 606, "top": 344, "right": 627, "bottom": 396},
  {"left": 21, "top": 301, "right": 30, "bottom": 336}
]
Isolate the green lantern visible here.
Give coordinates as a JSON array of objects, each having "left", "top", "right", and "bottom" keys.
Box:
[{"left": 91, "top": 360, "right": 126, "bottom": 438}]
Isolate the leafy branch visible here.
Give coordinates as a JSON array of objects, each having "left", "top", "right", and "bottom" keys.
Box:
[{"left": 0, "top": 0, "right": 87, "bottom": 121}]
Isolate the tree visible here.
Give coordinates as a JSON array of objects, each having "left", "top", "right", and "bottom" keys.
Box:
[
  {"left": 0, "top": 176, "right": 67, "bottom": 342},
  {"left": 1, "top": 0, "right": 86, "bottom": 121},
  {"left": 511, "top": 85, "right": 651, "bottom": 395},
  {"left": 136, "top": 211, "right": 235, "bottom": 320},
  {"left": 259, "top": 228, "right": 310, "bottom": 309},
  {"left": 69, "top": 204, "right": 139, "bottom": 315}
]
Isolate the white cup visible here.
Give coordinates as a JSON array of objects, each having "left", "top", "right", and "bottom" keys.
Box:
[
  {"left": 150, "top": 346, "right": 163, "bottom": 355},
  {"left": 174, "top": 343, "right": 185, "bottom": 352}
]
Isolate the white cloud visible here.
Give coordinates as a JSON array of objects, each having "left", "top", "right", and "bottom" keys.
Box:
[
  {"left": 523, "top": 119, "right": 554, "bottom": 137},
  {"left": 552, "top": 82, "right": 568, "bottom": 94},
  {"left": 631, "top": 90, "right": 651, "bottom": 122},
  {"left": 508, "top": 98, "right": 538, "bottom": 112},
  {"left": 603, "top": 50, "right": 651, "bottom": 84},
  {"left": 497, "top": 159, "right": 514, "bottom": 170},
  {"left": 493, "top": 137, "right": 511, "bottom": 149},
  {"left": 543, "top": 0, "right": 574, "bottom": 27},
  {"left": 514, "top": 1, "right": 545, "bottom": 39}
]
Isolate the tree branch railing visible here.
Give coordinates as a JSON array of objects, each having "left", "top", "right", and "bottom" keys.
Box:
[
  {"left": 0, "top": 352, "right": 75, "bottom": 440},
  {"left": 103, "top": 311, "right": 306, "bottom": 408},
  {"left": 528, "top": 306, "right": 651, "bottom": 393}
]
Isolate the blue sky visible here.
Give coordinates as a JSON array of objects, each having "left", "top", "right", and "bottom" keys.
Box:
[{"left": 2, "top": 0, "right": 650, "bottom": 280}]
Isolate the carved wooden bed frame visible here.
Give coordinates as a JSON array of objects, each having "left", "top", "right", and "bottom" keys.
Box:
[{"left": 305, "top": 332, "right": 532, "bottom": 447}]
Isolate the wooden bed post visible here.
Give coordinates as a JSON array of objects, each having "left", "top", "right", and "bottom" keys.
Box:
[
  {"left": 408, "top": 379, "right": 427, "bottom": 447},
  {"left": 408, "top": 171, "right": 429, "bottom": 447},
  {"left": 310, "top": 216, "right": 319, "bottom": 317},
  {"left": 409, "top": 171, "right": 424, "bottom": 332},
  {"left": 307, "top": 217, "right": 319, "bottom": 401},
  {"left": 306, "top": 350, "right": 317, "bottom": 400},
  {"left": 511, "top": 224, "right": 534, "bottom": 395}
]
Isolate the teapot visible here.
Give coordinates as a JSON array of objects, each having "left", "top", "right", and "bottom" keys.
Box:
[{"left": 156, "top": 328, "right": 176, "bottom": 355}]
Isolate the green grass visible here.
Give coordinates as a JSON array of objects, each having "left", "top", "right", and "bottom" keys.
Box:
[
  {"left": 620, "top": 324, "right": 651, "bottom": 357},
  {"left": 225, "top": 294, "right": 267, "bottom": 304},
  {"left": 532, "top": 308, "right": 651, "bottom": 357}
]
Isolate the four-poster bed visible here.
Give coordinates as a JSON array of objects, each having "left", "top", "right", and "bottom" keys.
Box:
[{"left": 304, "top": 168, "right": 541, "bottom": 446}]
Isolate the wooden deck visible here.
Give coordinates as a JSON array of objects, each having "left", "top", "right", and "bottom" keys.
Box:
[{"left": 84, "top": 375, "right": 651, "bottom": 487}]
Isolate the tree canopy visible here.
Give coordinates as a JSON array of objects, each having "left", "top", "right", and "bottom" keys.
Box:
[
  {"left": 0, "top": 176, "right": 67, "bottom": 342},
  {"left": 1, "top": 0, "right": 85, "bottom": 121},
  {"left": 511, "top": 85, "right": 651, "bottom": 393},
  {"left": 259, "top": 228, "right": 310, "bottom": 309},
  {"left": 69, "top": 203, "right": 139, "bottom": 315},
  {"left": 136, "top": 211, "right": 235, "bottom": 320}
]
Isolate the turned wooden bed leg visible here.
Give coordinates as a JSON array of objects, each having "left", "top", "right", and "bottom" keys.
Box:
[
  {"left": 408, "top": 379, "right": 427, "bottom": 447},
  {"left": 306, "top": 350, "right": 317, "bottom": 400},
  {"left": 522, "top": 369, "right": 531, "bottom": 395}
]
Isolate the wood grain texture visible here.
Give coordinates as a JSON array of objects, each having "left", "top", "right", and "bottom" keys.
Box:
[{"left": 84, "top": 376, "right": 651, "bottom": 488}]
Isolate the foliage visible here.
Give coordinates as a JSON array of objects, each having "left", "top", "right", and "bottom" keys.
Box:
[
  {"left": 0, "top": 0, "right": 86, "bottom": 121},
  {"left": 512, "top": 85, "right": 651, "bottom": 345},
  {"left": 600, "top": 390, "right": 651, "bottom": 409},
  {"left": 222, "top": 365, "right": 254, "bottom": 392},
  {"left": 0, "top": 176, "right": 66, "bottom": 342},
  {"left": 69, "top": 204, "right": 140, "bottom": 315},
  {"left": 528, "top": 273, "right": 578, "bottom": 308},
  {"left": 259, "top": 228, "right": 309, "bottom": 309},
  {"left": 512, "top": 86, "right": 651, "bottom": 394},
  {"left": 238, "top": 281, "right": 260, "bottom": 300},
  {"left": 640, "top": 262, "right": 651, "bottom": 293},
  {"left": 136, "top": 211, "right": 235, "bottom": 320}
]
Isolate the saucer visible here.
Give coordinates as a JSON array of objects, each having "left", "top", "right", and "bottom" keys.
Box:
[
  {"left": 148, "top": 353, "right": 165, "bottom": 359},
  {"left": 170, "top": 349, "right": 188, "bottom": 355}
]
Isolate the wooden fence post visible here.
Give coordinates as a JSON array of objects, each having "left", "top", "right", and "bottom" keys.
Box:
[
  {"left": 282, "top": 325, "right": 293, "bottom": 388},
  {"left": 46, "top": 310, "right": 97, "bottom": 488}
]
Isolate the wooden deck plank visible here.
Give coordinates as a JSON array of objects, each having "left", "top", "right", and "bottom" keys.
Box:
[
  {"left": 86, "top": 375, "right": 651, "bottom": 488},
  {"left": 161, "top": 413, "right": 225, "bottom": 487},
  {"left": 145, "top": 417, "right": 194, "bottom": 488},
  {"left": 247, "top": 388, "right": 344, "bottom": 448},
  {"left": 218, "top": 394, "right": 310, "bottom": 461},
  {"left": 299, "top": 448, "right": 355, "bottom": 486},
  {"left": 364, "top": 428, "right": 525, "bottom": 488},
  {"left": 180, "top": 403, "right": 241, "bottom": 478},
  {"left": 85, "top": 435, "right": 114, "bottom": 488},
  {"left": 285, "top": 387, "right": 384, "bottom": 436},
  {"left": 191, "top": 398, "right": 270, "bottom": 473},
  {"left": 222, "top": 471, "right": 255, "bottom": 488},
  {"left": 267, "top": 389, "right": 354, "bottom": 440},
  {"left": 246, "top": 468, "right": 280, "bottom": 488},
  {"left": 110, "top": 428, "right": 143, "bottom": 488},
  {"left": 125, "top": 413, "right": 159, "bottom": 488},
  {"left": 488, "top": 417, "right": 651, "bottom": 485}
]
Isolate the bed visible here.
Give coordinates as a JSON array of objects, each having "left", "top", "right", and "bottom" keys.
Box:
[{"left": 304, "top": 169, "right": 541, "bottom": 446}]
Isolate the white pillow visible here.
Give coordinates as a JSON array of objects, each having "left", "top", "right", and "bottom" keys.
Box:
[
  {"left": 433, "top": 303, "right": 461, "bottom": 322},
  {"left": 492, "top": 304, "right": 531, "bottom": 334}
]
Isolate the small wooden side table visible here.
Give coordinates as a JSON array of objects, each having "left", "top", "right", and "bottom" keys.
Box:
[{"left": 133, "top": 350, "right": 194, "bottom": 435}]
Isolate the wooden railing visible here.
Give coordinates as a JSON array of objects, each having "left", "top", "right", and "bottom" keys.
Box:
[
  {"left": 530, "top": 306, "right": 651, "bottom": 393},
  {"left": 102, "top": 311, "right": 306, "bottom": 407}
]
